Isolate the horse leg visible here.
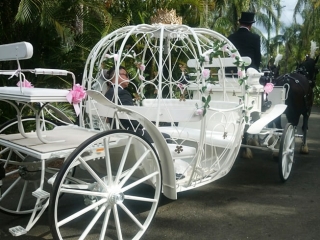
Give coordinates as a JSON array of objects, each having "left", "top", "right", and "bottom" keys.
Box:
[
  {"left": 300, "top": 114, "right": 309, "bottom": 154},
  {"left": 241, "top": 129, "right": 253, "bottom": 159},
  {"left": 274, "top": 115, "right": 282, "bottom": 129}
]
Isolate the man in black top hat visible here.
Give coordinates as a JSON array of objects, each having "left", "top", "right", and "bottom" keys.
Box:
[{"left": 228, "top": 12, "right": 261, "bottom": 71}]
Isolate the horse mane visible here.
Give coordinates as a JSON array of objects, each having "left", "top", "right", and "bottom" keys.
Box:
[{"left": 297, "top": 55, "right": 319, "bottom": 82}]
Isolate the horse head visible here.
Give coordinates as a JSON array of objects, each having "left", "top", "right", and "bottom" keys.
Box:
[
  {"left": 297, "top": 55, "right": 319, "bottom": 87},
  {"left": 258, "top": 63, "right": 280, "bottom": 87},
  {"left": 269, "top": 64, "right": 281, "bottom": 78}
]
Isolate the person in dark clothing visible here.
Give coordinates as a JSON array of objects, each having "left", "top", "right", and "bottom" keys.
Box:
[
  {"left": 105, "top": 66, "right": 171, "bottom": 143},
  {"left": 228, "top": 12, "right": 261, "bottom": 71}
]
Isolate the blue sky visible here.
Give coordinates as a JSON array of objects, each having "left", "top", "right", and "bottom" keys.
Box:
[
  {"left": 280, "top": 0, "right": 301, "bottom": 27},
  {"left": 258, "top": 0, "right": 301, "bottom": 37}
]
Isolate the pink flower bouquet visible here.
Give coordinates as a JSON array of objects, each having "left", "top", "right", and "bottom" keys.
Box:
[
  {"left": 16, "top": 79, "right": 33, "bottom": 88},
  {"left": 66, "top": 84, "right": 86, "bottom": 116}
]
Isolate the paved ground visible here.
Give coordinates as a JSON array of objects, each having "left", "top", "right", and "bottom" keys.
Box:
[{"left": 1, "top": 106, "right": 320, "bottom": 240}]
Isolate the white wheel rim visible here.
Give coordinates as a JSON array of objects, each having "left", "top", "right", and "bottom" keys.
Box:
[
  {"left": 281, "top": 125, "right": 295, "bottom": 180},
  {"left": 52, "top": 132, "right": 161, "bottom": 240}
]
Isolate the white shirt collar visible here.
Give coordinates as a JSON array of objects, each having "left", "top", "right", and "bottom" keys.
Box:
[{"left": 239, "top": 26, "right": 250, "bottom": 31}]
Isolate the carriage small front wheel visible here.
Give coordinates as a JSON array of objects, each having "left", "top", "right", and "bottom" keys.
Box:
[
  {"left": 278, "top": 123, "right": 295, "bottom": 182},
  {"left": 49, "top": 129, "right": 162, "bottom": 240}
]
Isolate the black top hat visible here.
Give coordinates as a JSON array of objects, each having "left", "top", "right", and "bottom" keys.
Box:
[{"left": 238, "top": 12, "right": 256, "bottom": 24}]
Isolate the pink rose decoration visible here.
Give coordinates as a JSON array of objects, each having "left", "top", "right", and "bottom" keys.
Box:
[
  {"left": 264, "top": 82, "right": 274, "bottom": 94},
  {"left": 139, "top": 64, "right": 146, "bottom": 71},
  {"left": 195, "top": 108, "right": 204, "bottom": 116},
  {"left": 66, "top": 84, "right": 86, "bottom": 116},
  {"left": 139, "top": 75, "right": 145, "bottom": 81},
  {"left": 177, "top": 83, "right": 185, "bottom": 91},
  {"left": 206, "top": 83, "right": 214, "bottom": 91},
  {"left": 221, "top": 45, "right": 231, "bottom": 55},
  {"left": 17, "top": 79, "right": 33, "bottom": 88},
  {"left": 202, "top": 69, "right": 210, "bottom": 80},
  {"left": 237, "top": 70, "right": 244, "bottom": 77},
  {"left": 222, "top": 44, "right": 228, "bottom": 51},
  {"left": 114, "top": 54, "right": 119, "bottom": 61}
]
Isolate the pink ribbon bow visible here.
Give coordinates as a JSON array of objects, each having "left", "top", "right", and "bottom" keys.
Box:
[
  {"left": 66, "top": 84, "right": 86, "bottom": 116},
  {"left": 16, "top": 79, "right": 33, "bottom": 88}
]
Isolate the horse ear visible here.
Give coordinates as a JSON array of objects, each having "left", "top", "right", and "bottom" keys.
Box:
[{"left": 315, "top": 55, "right": 319, "bottom": 64}]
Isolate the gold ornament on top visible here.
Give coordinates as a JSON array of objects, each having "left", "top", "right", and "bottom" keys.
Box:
[{"left": 150, "top": 9, "right": 182, "bottom": 25}]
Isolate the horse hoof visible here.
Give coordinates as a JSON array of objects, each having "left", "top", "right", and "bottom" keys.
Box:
[
  {"left": 300, "top": 144, "right": 309, "bottom": 154},
  {"left": 241, "top": 148, "right": 253, "bottom": 159},
  {"left": 247, "top": 138, "right": 259, "bottom": 147}
]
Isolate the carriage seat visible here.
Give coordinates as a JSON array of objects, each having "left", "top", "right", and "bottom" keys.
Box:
[
  {"left": 87, "top": 91, "right": 242, "bottom": 151},
  {"left": 157, "top": 101, "right": 242, "bottom": 149},
  {"left": 0, "top": 86, "right": 70, "bottom": 102},
  {"left": 159, "top": 127, "right": 239, "bottom": 149}
]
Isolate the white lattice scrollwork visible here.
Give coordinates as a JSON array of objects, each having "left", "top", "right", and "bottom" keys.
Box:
[{"left": 82, "top": 23, "right": 247, "bottom": 193}]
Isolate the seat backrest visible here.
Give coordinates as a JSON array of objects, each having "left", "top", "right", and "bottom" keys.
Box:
[
  {"left": 187, "top": 56, "right": 251, "bottom": 102},
  {"left": 0, "top": 42, "right": 33, "bottom": 61},
  {"left": 186, "top": 57, "right": 252, "bottom": 69}
]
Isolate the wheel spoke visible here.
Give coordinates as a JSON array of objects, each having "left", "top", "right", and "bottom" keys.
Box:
[
  {"left": 122, "top": 171, "right": 159, "bottom": 192},
  {"left": 60, "top": 187, "right": 105, "bottom": 196},
  {"left": 79, "top": 204, "right": 107, "bottom": 240},
  {"left": 115, "top": 136, "right": 133, "bottom": 184},
  {"left": 13, "top": 149, "right": 26, "bottom": 159},
  {"left": 287, "top": 135, "right": 295, "bottom": 148},
  {"left": 61, "top": 183, "right": 92, "bottom": 190},
  {"left": 78, "top": 156, "right": 108, "bottom": 191},
  {"left": 57, "top": 198, "right": 108, "bottom": 227},
  {"left": 4, "top": 168, "right": 19, "bottom": 177},
  {"left": 99, "top": 207, "right": 111, "bottom": 240},
  {"left": 103, "top": 136, "right": 113, "bottom": 186},
  {"left": 0, "top": 146, "right": 10, "bottom": 156},
  {"left": 124, "top": 194, "right": 158, "bottom": 203},
  {"left": 16, "top": 180, "right": 28, "bottom": 211},
  {"left": 118, "top": 202, "right": 144, "bottom": 230},
  {"left": 113, "top": 205, "right": 123, "bottom": 240},
  {"left": 119, "top": 149, "right": 151, "bottom": 189},
  {"left": 0, "top": 176, "right": 22, "bottom": 200}
]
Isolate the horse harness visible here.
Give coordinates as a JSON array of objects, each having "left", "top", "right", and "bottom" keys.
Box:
[{"left": 280, "top": 72, "right": 311, "bottom": 112}]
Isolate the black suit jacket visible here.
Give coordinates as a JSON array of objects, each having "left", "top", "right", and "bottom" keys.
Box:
[
  {"left": 228, "top": 28, "right": 261, "bottom": 70},
  {"left": 105, "top": 86, "right": 142, "bottom": 130}
]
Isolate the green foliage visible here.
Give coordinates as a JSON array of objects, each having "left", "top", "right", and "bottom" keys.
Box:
[{"left": 0, "top": 0, "right": 319, "bottom": 128}]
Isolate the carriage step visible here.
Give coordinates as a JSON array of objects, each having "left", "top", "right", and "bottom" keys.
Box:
[
  {"left": 9, "top": 226, "right": 27, "bottom": 236},
  {"left": 32, "top": 189, "right": 50, "bottom": 199}
]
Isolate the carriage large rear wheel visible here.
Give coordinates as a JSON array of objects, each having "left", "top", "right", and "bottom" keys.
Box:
[
  {"left": 49, "top": 129, "right": 162, "bottom": 240},
  {"left": 0, "top": 117, "right": 62, "bottom": 214},
  {"left": 278, "top": 123, "right": 295, "bottom": 182}
]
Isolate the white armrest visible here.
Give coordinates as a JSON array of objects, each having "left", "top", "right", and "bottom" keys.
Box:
[{"left": 35, "top": 68, "right": 69, "bottom": 76}]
